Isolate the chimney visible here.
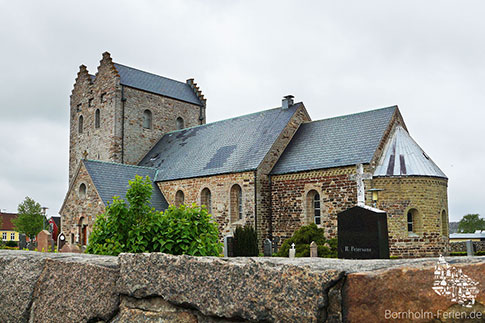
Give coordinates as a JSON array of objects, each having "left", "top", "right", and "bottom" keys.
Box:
[{"left": 282, "top": 95, "right": 294, "bottom": 109}]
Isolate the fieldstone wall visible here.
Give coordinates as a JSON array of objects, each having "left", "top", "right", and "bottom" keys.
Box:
[
  {"left": 122, "top": 86, "right": 203, "bottom": 165},
  {"left": 271, "top": 166, "right": 358, "bottom": 243},
  {"left": 372, "top": 176, "right": 449, "bottom": 258},
  {"left": 450, "top": 241, "right": 485, "bottom": 253},
  {"left": 60, "top": 161, "right": 105, "bottom": 246},
  {"left": 1, "top": 250, "right": 484, "bottom": 323},
  {"left": 157, "top": 171, "right": 256, "bottom": 238}
]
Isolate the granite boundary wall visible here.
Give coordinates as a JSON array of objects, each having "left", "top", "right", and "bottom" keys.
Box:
[
  {"left": 450, "top": 241, "right": 485, "bottom": 253},
  {"left": 0, "top": 250, "right": 484, "bottom": 323}
]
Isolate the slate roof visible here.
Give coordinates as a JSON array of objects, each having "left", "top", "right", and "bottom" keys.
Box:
[
  {"left": 139, "top": 104, "right": 303, "bottom": 181},
  {"left": 83, "top": 160, "right": 168, "bottom": 211},
  {"left": 373, "top": 126, "right": 447, "bottom": 178},
  {"left": 271, "top": 106, "right": 397, "bottom": 175},
  {"left": 113, "top": 63, "right": 202, "bottom": 106}
]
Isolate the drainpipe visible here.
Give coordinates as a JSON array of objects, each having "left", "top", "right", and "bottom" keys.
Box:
[
  {"left": 254, "top": 171, "right": 258, "bottom": 242},
  {"left": 121, "top": 85, "right": 126, "bottom": 164},
  {"left": 268, "top": 174, "right": 273, "bottom": 241}
]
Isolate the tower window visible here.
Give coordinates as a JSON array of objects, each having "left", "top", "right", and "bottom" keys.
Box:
[
  {"left": 95, "top": 109, "right": 100, "bottom": 129},
  {"left": 143, "top": 110, "right": 152, "bottom": 129},
  {"left": 230, "top": 184, "right": 243, "bottom": 222},
  {"left": 78, "top": 115, "right": 84, "bottom": 134},
  {"left": 88, "top": 98, "right": 93, "bottom": 107},
  {"left": 176, "top": 117, "right": 184, "bottom": 130},
  {"left": 79, "top": 183, "right": 87, "bottom": 198},
  {"left": 100, "top": 93, "right": 106, "bottom": 102},
  {"left": 175, "top": 190, "right": 184, "bottom": 206}
]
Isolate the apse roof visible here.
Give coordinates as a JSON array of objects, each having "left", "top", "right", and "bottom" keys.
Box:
[{"left": 373, "top": 126, "right": 447, "bottom": 178}]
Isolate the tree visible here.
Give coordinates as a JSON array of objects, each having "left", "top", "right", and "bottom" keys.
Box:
[
  {"left": 86, "top": 175, "right": 221, "bottom": 256},
  {"left": 276, "top": 224, "right": 337, "bottom": 258},
  {"left": 458, "top": 214, "right": 485, "bottom": 233},
  {"left": 12, "top": 197, "right": 44, "bottom": 239}
]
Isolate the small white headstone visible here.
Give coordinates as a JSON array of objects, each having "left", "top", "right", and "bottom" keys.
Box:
[{"left": 289, "top": 243, "right": 296, "bottom": 258}]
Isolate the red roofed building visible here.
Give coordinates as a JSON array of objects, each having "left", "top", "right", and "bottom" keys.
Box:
[{"left": 0, "top": 212, "right": 19, "bottom": 242}]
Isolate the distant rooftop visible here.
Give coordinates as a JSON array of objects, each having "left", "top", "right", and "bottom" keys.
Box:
[
  {"left": 0, "top": 212, "right": 17, "bottom": 231},
  {"left": 450, "top": 231, "right": 485, "bottom": 239}
]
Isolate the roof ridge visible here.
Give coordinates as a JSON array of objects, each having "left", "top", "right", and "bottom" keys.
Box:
[
  {"left": 163, "top": 103, "right": 303, "bottom": 136},
  {"left": 113, "top": 62, "right": 188, "bottom": 86},
  {"left": 84, "top": 159, "right": 158, "bottom": 171},
  {"left": 308, "top": 105, "right": 398, "bottom": 124}
]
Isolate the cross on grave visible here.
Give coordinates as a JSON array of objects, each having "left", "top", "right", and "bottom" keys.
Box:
[{"left": 349, "top": 164, "right": 372, "bottom": 207}]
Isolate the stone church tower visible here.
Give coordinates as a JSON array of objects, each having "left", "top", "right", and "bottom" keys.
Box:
[{"left": 69, "top": 52, "right": 206, "bottom": 184}]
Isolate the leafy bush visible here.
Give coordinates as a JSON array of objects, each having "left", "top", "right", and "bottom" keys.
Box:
[
  {"left": 233, "top": 225, "right": 258, "bottom": 256},
  {"left": 86, "top": 175, "right": 221, "bottom": 256},
  {"left": 276, "top": 224, "right": 337, "bottom": 258}
]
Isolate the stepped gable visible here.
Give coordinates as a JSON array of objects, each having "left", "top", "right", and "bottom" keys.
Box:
[
  {"left": 271, "top": 106, "right": 397, "bottom": 175},
  {"left": 139, "top": 103, "right": 303, "bottom": 181}
]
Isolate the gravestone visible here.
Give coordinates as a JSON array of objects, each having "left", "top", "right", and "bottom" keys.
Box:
[
  {"left": 338, "top": 205, "right": 389, "bottom": 259},
  {"left": 289, "top": 243, "right": 296, "bottom": 258},
  {"left": 18, "top": 234, "right": 27, "bottom": 250},
  {"left": 223, "top": 235, "right": 234, "bottom": 257},
  {"left": 466, "top": 240, "right": 474, "bottom": 256},
  {"left": 310, "top": 241, "right": 318, "bottom": 257},
  {"left": 263, "top": 238, "right": 272, "bottom": 257},
  {"left": 36, "top": 230, "right": 52, "bottom": 253},
  {"left": 57, "top": 232, "right": 67, "bottom": 250}
]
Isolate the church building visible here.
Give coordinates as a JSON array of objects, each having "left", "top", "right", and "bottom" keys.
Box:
[{"left": 60, "top": 52, "right": 449, "bottom": 258}]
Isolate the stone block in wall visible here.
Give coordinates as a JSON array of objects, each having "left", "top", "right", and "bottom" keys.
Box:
[
  {"left": 118, "top": 253, "right": 344, "bottom": 322},
  {"left": 342, "top": 256, "right": 485, "bottom": 322}
]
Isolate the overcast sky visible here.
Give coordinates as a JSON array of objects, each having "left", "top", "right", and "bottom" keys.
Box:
[{"left": 0, "top": 0, "right": 483, "bottom": 222}]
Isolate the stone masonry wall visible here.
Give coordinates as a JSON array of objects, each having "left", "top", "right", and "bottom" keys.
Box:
[
  {"left": 60, "top": 162, "right": 105, "bottom": 245},
  {"left": 450, "top": 241, "right": 485, "bottom": 253},
  {"left": 157, "top": 171, "right": 256, "bottom": 238},
  {"left": 122, "top": 86, "right": 203, "bottom": 165},
  {"left": 271, "top": 166, "right": 358, "bottom": 244},
  {"left": 372, "top": 176, "right": 449, "bottom": 258},
  {"left": 1, "top": 250, "right": 484, "bottom": 323}
]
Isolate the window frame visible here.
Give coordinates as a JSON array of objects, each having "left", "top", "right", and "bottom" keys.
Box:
[{"left": 143, "top": 109, "right": 153, "bottom": 129}]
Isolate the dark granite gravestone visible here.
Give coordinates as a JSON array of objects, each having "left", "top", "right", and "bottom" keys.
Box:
[
  {"left": 337, "top": 205, "right": 390, "bottom": 259},
  {"left": 58, "top": 232, "right": 67, "bottom": 250},
  {"left": 263, "top": 238, "right": 272, "bottom": 257},
  {"left": 18, "top": 234, "right": 26, "bottom": 250},
  {"left": 223, "top": 236, "right": 234, "bottom": 257}
]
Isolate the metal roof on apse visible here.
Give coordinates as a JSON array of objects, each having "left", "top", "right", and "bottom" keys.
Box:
[
  {"left": 271, "top": 106, "right": 397, "bottom": 175},
  {"left": 83, "top": 160, "right": 168, "bottom": 211},
  {"left": 373, "top": 126, "right": 447, "bottom": 178},
  {"left": 138, "top": 104, "right": 302, "bottom": 181},
  {"left": 112, "top": 63, "right": 202, "bottom": 106}
]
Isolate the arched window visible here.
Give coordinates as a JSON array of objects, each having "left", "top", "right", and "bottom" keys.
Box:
[
  {"left": 230, "top": 184, "right": 242, "bottom": 222},
  {"left": 143, "top": 110, "right": 152, "bottom": 129},
  {"left": 176, "top": 117, "right": 184, "bottom": 130},
  {"left": 175, "top": 190, "right": 184, "bottom": 206},
  {"left": 441, "top": 210, "right": 448, "bottom": 237},
  {"left": 201, "top": 188, "right": 212, "bottom": 213},
  {"left": 78, "top": 115, "right": 84, "bottom": 134},
  {"left": 407, "top": 208, "right": 420, "bottom": 235},
  {"left": 79, "top": 183, "right": 87, "bottom": 198},
  {"left": 95, "top": 109, "right": 100, "bottom": 129},
  {"left": 306, "top": 190, "right": 321, "bottom": 225}
]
